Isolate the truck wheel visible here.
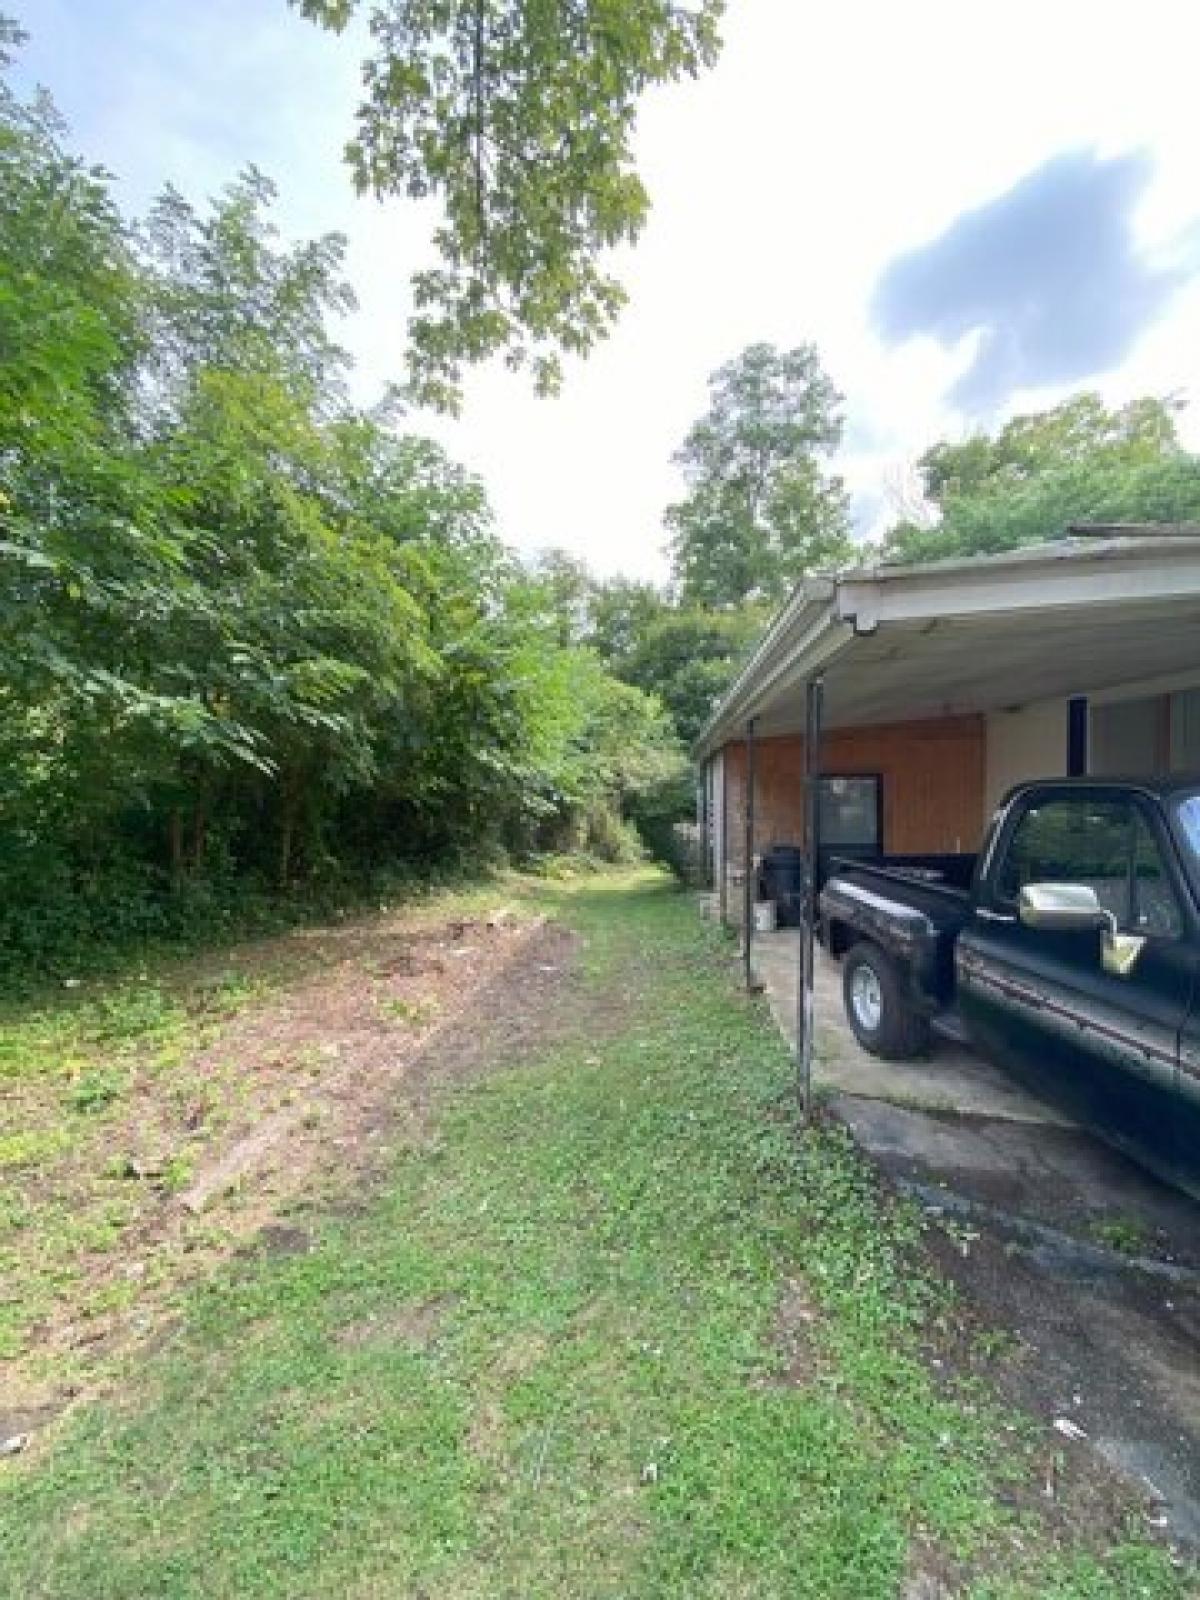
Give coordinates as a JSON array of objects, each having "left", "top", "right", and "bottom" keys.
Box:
[{"left": 842, "top": 942, "right": 930, "bottom": 1060}]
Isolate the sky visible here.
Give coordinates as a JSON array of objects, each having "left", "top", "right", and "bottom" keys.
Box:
[{"left": 13, "top": 0, "right": 1200, "bottom": 579}]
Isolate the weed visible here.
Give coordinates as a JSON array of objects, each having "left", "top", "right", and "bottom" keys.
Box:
[
  {"left": 90, "top": 984, "right": 180, "bottom": 1044},
  {"left": 975, "top": 1325, "right": 1022, "bottom": 1363},
  {"left": 160, "top": 1155, "right": 194, "bottom": 1194},
  {"left": 379, "top": 995, "right": 438, "bottom": 1026},
  {"left": 0, "top": 1128, "right": 69, "bottom": 1169},
  {"left": 1090, "top": 1214, "right": 1149, "bottom": 1255},
  {"left": 66, "top": 1068, "right": 126, "bottom": 1113},
  {"left": 188, "top": 970, "right": 265, "bottom": 1017}
]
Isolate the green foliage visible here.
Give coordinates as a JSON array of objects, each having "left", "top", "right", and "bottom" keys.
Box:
[
  {"left": 91, "top": 986, "right": 181, "bottom": 1043},
  {"left": 667, "top": 341, "right": 854, "bottom": 607},
  {"left": 522, "top": 546, "right": 600, "bottom": 647},
  {"left": 293, "top": 0, "right": 724, "bottom": 410},
  {"left": 66, "top": 1068, "right": 126, "bottom": 1114},
  {"left": 621, "top": 604, "right": 766, "bottom": 746},
  {"left": 0, "top": 45, "right": 681, "bottom": 979},
  {"left": 586, "top": 575, "right": 670, "bottom": 667},
  {"left": 507, "top": 556, "right": 759, "bottom": 853},
  {"left": 513, "top": 643, "right": 687, "bottom": 856},
  {"left": 886, "top": 392, "right": 1200, "bottom": 564},
  {"left": 505, "top": 549, "right": 764, "bottom": 860}
]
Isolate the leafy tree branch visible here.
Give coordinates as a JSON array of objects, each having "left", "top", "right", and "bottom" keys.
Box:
[{"left": 292, "top": 0, "right": 724, "bottom": 410}]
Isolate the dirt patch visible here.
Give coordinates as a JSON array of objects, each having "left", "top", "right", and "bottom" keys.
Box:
[
  {"left": 334, "top": 1295, "right": 456, "bottom": 1353},
  {"left": 3, "top": 906, "right": 580, "bottom": 1437},
  {"left": 0, "top": 1402, "right": 59, "bottom": 1445},
  {"left": 758, "top": 1276, "right": 822, "bottom": 1390},
  {"left": 254, "top": 1224, "right": 314, "bottom": 1258},
  {"left": 901, "top": 1569, "right": 956, "bottom": 1600},
  {"left": 413, "top": 922, "right": 591, "bottom": 1083},
  {"left": 467, "top": 1399, "right": 508, "bottom": 1467}
]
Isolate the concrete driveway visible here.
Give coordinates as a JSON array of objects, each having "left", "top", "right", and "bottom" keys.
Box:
[{"left": 749, "top": 928, "right": 1200, "bottom": 1549}]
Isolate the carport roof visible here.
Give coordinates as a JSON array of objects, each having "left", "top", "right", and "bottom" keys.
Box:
[{"left": 692, "top": 530, "right": 1200, "bottom": 757}]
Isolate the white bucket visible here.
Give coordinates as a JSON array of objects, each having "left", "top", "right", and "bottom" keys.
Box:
[{"left": 753, "top": 900, "right": 777, "bottom": 933}]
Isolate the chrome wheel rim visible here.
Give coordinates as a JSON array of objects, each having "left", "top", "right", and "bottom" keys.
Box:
[{"left": 851, "top": 964, "right": 883, "bottom": 1032}]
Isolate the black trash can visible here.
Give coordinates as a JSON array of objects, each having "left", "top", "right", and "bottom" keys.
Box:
[{"left": 758, "top": 844, "right": 809, "bottom": 928}]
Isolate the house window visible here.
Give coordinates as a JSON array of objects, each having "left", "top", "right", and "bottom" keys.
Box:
[
  {"left": 1170, "top": 689, "right": 1200, "bottom": 771},
  {"left": 818, "top": 776, "right": 882, "bottom": 850},
  {"left": 1089, "top": 697, "right": 1162, "bottom": 775},
  {"left": 1091, "top": 690, "right": 1200, "bottom": 776}
]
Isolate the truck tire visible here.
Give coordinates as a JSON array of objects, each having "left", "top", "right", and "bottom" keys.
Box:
[{"left": 842, "top": 941, "right": 930, "bottom": 1060}]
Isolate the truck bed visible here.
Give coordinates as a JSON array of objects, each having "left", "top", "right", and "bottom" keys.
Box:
[
  {"left": 839, "top": 852, "right": 977, "bottom": 891},
  {"left": 819, "top": 854, "right": 977, "bottom": 1012},
  {"left": 826, "top": 855, "right": 976, "bottom": 917}
]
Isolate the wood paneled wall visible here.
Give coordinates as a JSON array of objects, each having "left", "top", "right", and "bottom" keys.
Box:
[{"left": 719, "top": 713, "right": 986, "bottom": 867}]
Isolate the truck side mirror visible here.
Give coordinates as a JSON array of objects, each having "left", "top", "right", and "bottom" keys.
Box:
[
  {"left": 1018, "top": 883, "right": 1145, "bottom": 976},
  {"left": 1017, "top": 883, "right": 1108, "bottom": 932}
]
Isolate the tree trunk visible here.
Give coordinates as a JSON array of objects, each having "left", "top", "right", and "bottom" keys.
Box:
[
  {"left": 169, "top": 809, "right": 185, "bottom": 889},
  {"left": 192, "top": 806, "right": 207, "bottom": 875},
  {"left": 279, "top": 810, "right": 294, "bottom": 890},
  {"left": 279, "top": 773, "right": 302, "bottom": 890}
]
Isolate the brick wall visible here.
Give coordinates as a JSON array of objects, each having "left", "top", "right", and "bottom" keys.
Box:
[{"left": 718, "top": 713, "right": 986, "bottom": 871}]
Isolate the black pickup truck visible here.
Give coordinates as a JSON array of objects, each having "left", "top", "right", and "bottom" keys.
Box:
[{"left": 819, "top": 777, "right": 1200, "bottom": 1197}]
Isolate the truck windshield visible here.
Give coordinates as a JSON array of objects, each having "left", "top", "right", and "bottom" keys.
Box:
[{"left": 1173, "top": 792, "right": 1200, "bottom": 896}]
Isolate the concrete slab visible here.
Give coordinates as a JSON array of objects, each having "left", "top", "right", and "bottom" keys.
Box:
[
  {"left": 833, "top": 1098, "right": 1200, "bottom": 1271},
  {"left": 751, "top": 930, "right": 1071, "bottom": 1125},
  {"left": 742, "top": 922, "right": 1200, "bottom": 1549}
]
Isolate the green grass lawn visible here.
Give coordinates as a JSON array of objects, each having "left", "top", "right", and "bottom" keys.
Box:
[{"left": 0, "top": 870, "right": 1189, "bottom": 1598}]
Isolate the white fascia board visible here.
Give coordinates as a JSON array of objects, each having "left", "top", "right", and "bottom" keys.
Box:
[
  {"left": 737, "top": 578, "right": 836, "bottom": 689},
  {"left": 691, "top": 579, "right": 835, "bottom": 756},
  {"left": 836, "top": 542, "right": 1200, "bottom": 632},
  {"left": 740, "top": 615, "right": 855, "bottom": 725}
]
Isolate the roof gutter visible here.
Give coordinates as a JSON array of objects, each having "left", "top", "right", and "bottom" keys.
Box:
[
  {"left": 690, "top": 579, "right": 846, "bottom": 759},
  {"left": 834, "top": 534, "right": 1200, "bottom": 632},
  {"left": 690, "top": 533, "right": 1200, "bottom": 762}
]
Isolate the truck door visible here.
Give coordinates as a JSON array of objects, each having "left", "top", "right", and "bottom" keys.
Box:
[{"left": 957, "top": 787, "right": 1196, "bottom": 1179}]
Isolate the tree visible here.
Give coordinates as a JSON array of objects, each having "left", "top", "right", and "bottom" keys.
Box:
[
  {"left": 292, "top": 0, "right": 724, "bottom": 410},
  {"left": 0, "top": 18, "right": 191, "bottom": 902},
  {"left": 586, "top": 576, "right": 668, "bottom": 669},
  {"left": 522, "top": 547, "right": 598, "bottom": 648},
  {"left": 137, "top": 170, "right": 356, "bottom": 427},
  {"left": 885, "top": 392, "right": 1200, "bottom": 564},
  {"left": 666, "top": 342, "right": 853, "bottom": 608},
  {"left": 0, "top": 29, "right": 692, "bottom": 973},
  {"left": 508, "top": 640, "right": 685, "bottom": 856},
  {"left": 621, "top": 605, "right": 765, "bottom": 747},
  {"left": 920, "top": 393, "right": 1184, "bottom": 506}
]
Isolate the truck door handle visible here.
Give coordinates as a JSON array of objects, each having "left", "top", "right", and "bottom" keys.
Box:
[{"left": 975, "top": 908, "right": 1016, "bottom": 924}]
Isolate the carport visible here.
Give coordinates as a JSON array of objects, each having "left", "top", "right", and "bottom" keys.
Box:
[
  {"left": 693, "top": 527, "right": 1200, "bottom": 1543},
  {"left": 694, "top": 529, "right": 1200, "bottom": 1102}
]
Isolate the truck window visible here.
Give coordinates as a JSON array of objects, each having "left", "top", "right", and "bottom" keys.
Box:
[
  {"left": 997, "top": 796, "right": 1182, "bottom": 939},
  {"left": 1176, "top": 793, "right": 1200, "bottom": 886},
  {"left": 1130, "top": 813, "right": 1184, "bottom": 938}
]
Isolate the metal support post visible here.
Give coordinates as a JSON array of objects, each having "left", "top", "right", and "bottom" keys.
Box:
[
  {"left": 718, "top": 751, "right": 729, "bottom": 924},
  {"left": 796, "top": 676, "right": 824, "bottom": 1123},
  {"left": 743, "top": 718, "right": 761, "bottom": 991},
  {"left": 698, "top": 761, "right": 710, "bottom": 888}
]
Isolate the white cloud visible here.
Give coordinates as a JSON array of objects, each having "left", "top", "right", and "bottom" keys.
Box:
[{"left": 15, "top": 0, "right": 1200, "bottom": 575}]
